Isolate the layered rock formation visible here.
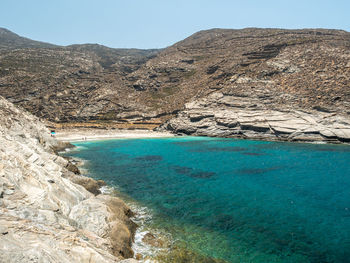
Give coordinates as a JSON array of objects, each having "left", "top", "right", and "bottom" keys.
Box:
[
  {"left": 160, "top": 92, "right": 350, "bottom": 143},
  {"left": 0, "top": 96, "right": 138, "bottom": 262}
]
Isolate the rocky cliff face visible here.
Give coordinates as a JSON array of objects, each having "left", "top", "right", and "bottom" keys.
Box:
[
  {"left": 0, "top": 96, "right": 138, "bottom": 262},
  {"left": 0, "top": 27, "right": 349, "bottom": 141}
]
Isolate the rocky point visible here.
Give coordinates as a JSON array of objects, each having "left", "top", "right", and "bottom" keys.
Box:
[{"left": 0, "top": 96, "right": 138, "bottom": 263}]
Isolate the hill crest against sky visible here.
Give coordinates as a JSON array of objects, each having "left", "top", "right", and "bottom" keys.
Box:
[{"left": 2, "top": 0, "right": 350, "bottom": 48}]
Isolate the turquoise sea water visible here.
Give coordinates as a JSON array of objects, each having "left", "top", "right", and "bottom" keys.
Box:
[{"left": 65, "top": 137, "right": 350, "bottom": 263}]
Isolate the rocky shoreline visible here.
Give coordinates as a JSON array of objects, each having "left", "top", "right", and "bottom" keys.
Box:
[
  {"left": 0, "top": 96, "right": 139, "bottom": 263},
  {"left": 64, "top": 155, "right": 172, "bottom": 262},
  {"left": 160, "top": 92, "right": 350, "bottom": 144}
]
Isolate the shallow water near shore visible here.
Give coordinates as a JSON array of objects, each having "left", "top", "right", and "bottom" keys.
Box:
[{"left": 65, "top": 137, "right": 350, "bottom": 262}]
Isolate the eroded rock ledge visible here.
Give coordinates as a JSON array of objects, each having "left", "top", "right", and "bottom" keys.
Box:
[
  {"left": 161, "top": 92, "right": 350, "bottom": 143},
  {"left": 0, "top": 96, "right": 138, "bottom": 263}
]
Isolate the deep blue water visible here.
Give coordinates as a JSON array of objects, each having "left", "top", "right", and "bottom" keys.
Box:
[{"left": 65, "top": 137, "right": 350, "bottom": 262}]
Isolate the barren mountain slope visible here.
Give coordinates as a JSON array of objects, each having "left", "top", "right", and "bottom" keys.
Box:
[
  {"left": 0, "top": 28, "right": 160, "bottom": 125},
  {"left": 130, "top": 28, "right": 350, "bottom": 114},
  {"left": 0, "top": 28, "right": 349, "bottom": 133}
]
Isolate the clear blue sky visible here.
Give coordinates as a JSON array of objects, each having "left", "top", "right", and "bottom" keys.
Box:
[{"left": 1, "top": 0, "right": 349, "bottom": 49}]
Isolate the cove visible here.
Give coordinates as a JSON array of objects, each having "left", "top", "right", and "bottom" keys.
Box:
[{"left": 64, "top": 137, "right": 350, "bottom": 263}]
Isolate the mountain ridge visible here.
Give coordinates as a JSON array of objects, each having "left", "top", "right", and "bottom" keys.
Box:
[
  {"left": 0, "top": 27, "right": 59, "bottom": 49},
  {"left": 0, "top": 27, "right": 349, "bottom": 142}
]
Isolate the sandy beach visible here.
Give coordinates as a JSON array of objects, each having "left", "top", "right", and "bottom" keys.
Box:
[{"left": 54, "top": 128, "right": 175, "bottom": 142}]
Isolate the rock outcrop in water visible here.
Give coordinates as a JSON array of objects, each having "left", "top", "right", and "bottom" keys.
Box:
[{"left": 0, "top": 96, "right": 138, "bottom": 262}]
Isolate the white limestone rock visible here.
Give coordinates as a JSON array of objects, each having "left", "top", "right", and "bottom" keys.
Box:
[
  {"left": 0, "top": 96, "right": 137, "bottom": 262},
  {"left": 162, "top": 92, "right": 350, "bottom": 143}
]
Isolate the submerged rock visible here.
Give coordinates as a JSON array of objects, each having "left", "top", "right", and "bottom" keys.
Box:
[
  {"left": 190, "top": 171, "right": 216, "bottom": 179},
  {"left": 173, "top": 165, "right": 193, "bottom": 175},
  {"left": 237, "top": 166, "right": 282, "bottom": 175},
  {"left": 135, "top": 155, "right": 163, "bottom": 161},
  {"left": 141, "top": 232, "right": 165, "bottom": 248}
]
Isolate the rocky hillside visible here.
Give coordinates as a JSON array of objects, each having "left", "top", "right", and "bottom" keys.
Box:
[
  {"left": 0, "top": 96, "right": 138, "bottom": 263},
  {"left": 0, "top": 27, "right": 349, "bottom": 141},
  {"left": 0, "top": 28, "right": 160, "bottom": 126},
  {"left": 156, "top": 29, "right": 350, "bottom": 142}
]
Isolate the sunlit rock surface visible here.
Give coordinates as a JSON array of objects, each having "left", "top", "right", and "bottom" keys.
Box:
[
  {"left": 162, "top": 92, "right": 350, "bottom": 143},
  {"left": 0, "top": 96, "right": 138, "bottom": 262}
]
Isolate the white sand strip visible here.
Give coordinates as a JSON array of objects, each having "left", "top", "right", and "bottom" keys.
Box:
[{"left": 54, "top": 128, "right": 175, "bottom": 142}]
